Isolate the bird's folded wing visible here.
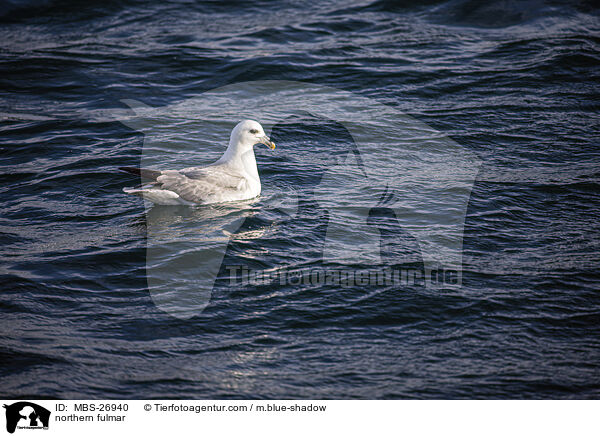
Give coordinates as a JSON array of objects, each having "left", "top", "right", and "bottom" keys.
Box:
[
  {"left": 157, "top": 167, "right": 248, "bottom": 203},
  {"left": 179, "top": 164, "right": 242, "bottom": 183}
]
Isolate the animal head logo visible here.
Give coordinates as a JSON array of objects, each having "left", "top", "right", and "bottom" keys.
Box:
[{"left": 3, "top": 402, "right": 50, "bottom": 434}]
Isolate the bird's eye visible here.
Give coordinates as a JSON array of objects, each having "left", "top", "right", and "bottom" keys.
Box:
[{"left": 249, "top": 129, "right": 258, "bottom": 134}]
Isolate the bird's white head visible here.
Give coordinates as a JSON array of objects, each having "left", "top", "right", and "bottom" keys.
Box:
[{"left": 230, "top": 120, "right": 276, "bottom": 151}]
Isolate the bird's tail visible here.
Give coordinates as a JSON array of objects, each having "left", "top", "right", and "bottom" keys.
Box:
[{"left": 122, "top": 187, "right": 189, "bottom": 205}]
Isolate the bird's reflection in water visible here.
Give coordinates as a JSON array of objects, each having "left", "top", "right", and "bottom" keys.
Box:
[{"left": 145, "top": 199, "right": 258, "bottom": 241}]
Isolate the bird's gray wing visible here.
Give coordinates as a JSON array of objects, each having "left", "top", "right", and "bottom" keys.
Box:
[{"left": 157, "top": 166, "right": 249, "bottom": 203}]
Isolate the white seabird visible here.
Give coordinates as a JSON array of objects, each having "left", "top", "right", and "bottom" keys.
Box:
[{"left": 120, "top": 120, "right": 275, "bottom": 205}]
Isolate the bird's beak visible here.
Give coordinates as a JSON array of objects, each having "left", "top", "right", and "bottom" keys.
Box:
[{"left": 259, "top": 135, "right": 276, "bottom": 150}]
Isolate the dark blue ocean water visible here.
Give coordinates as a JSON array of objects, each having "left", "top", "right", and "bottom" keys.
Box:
[{"left": 1, "top": 0, "right": 600, "bottom": 399}]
